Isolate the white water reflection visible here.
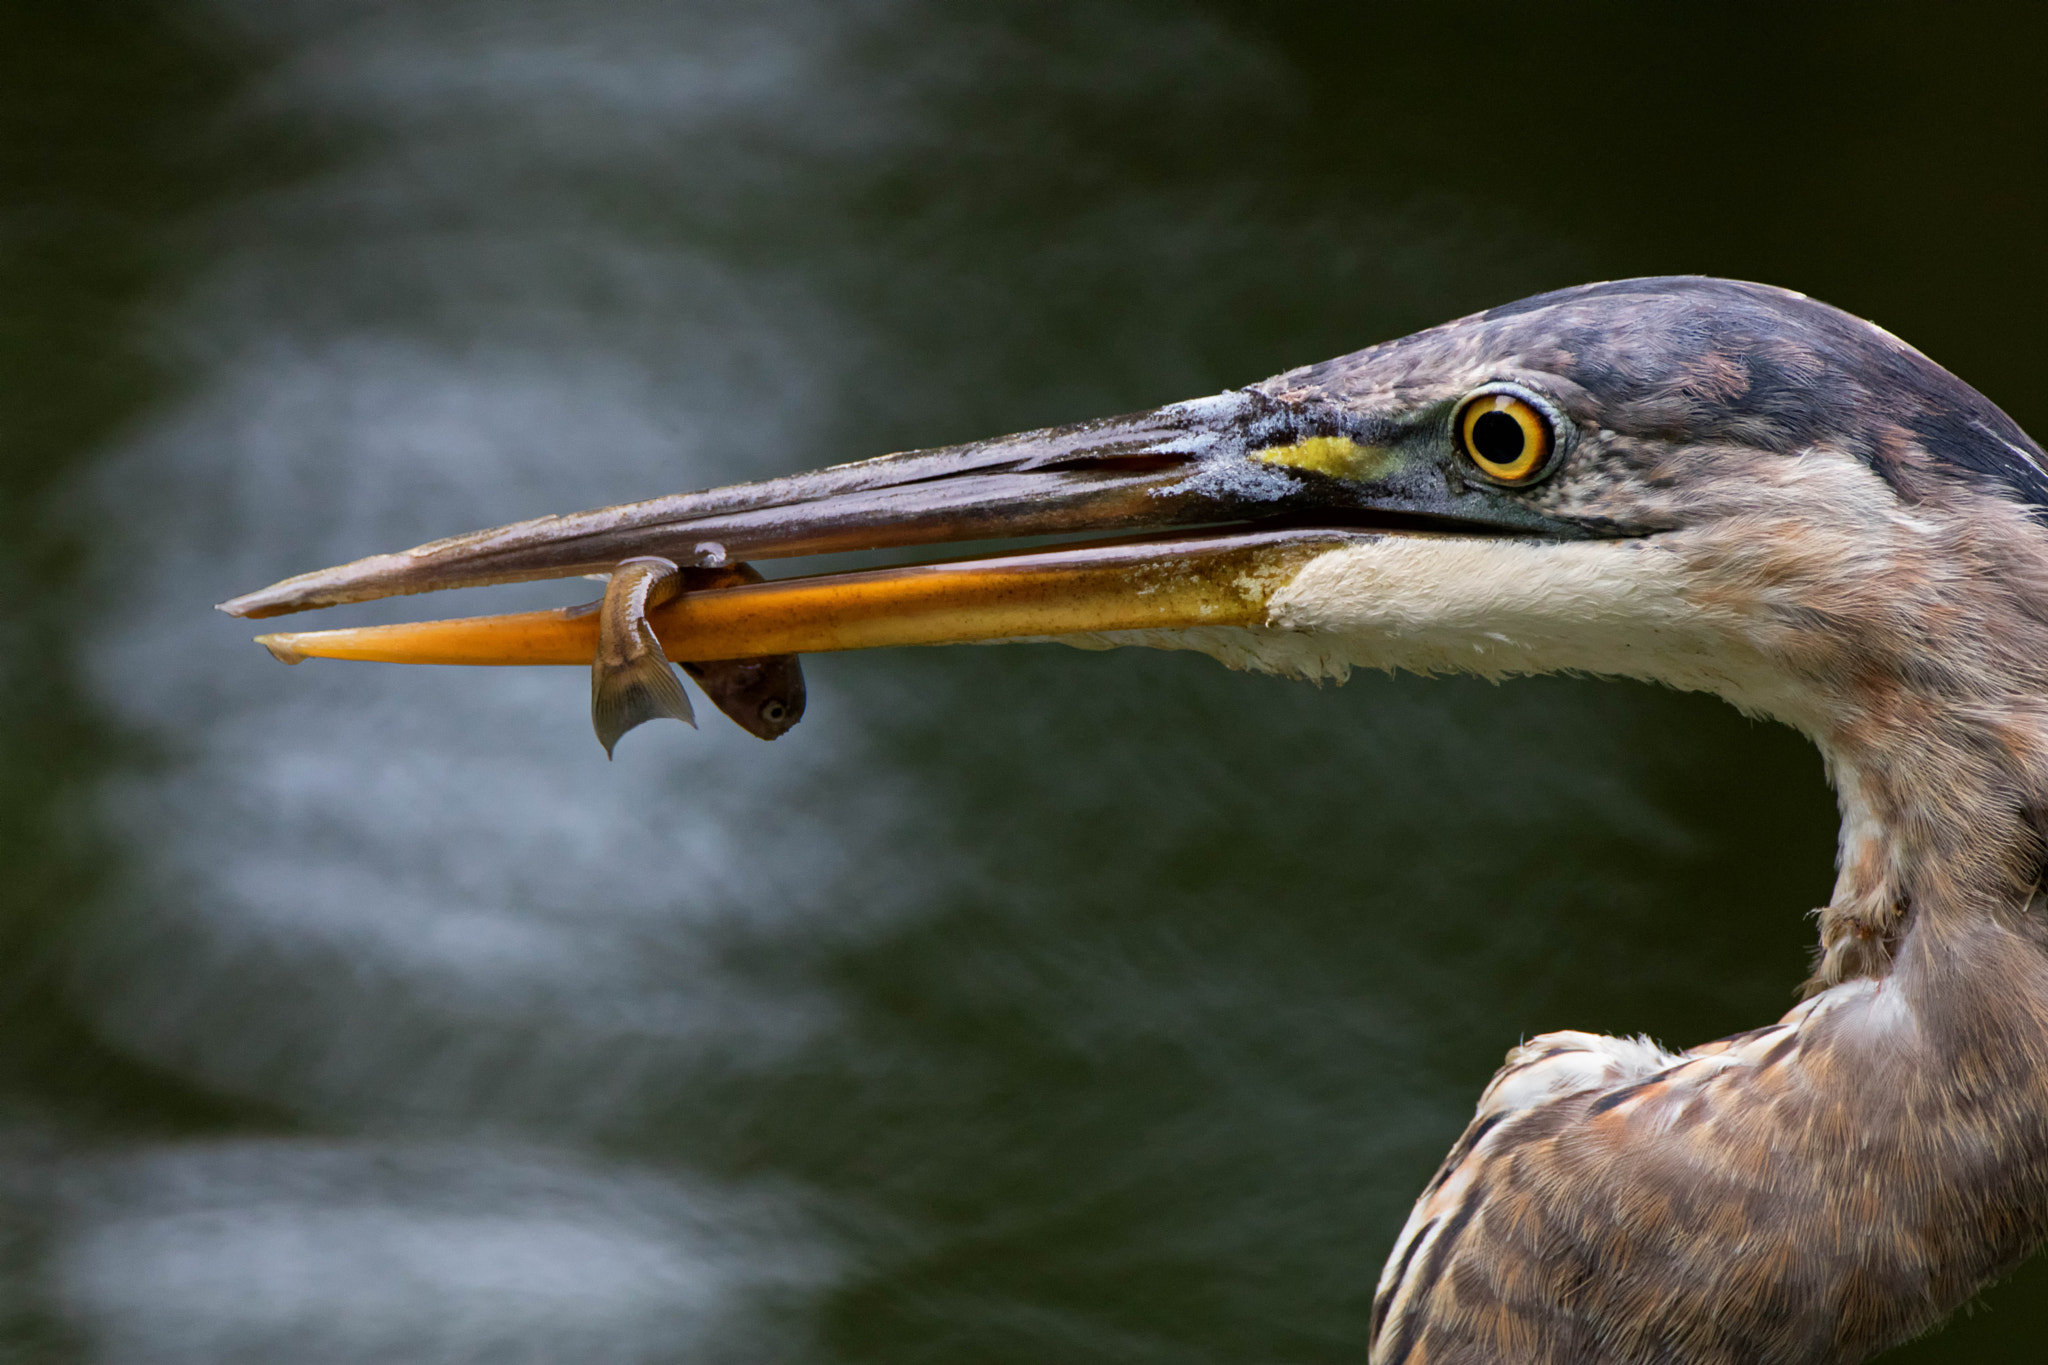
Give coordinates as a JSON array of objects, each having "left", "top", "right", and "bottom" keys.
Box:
[
  {"left": 59, "top": 1141, "right": 828, "bottom": 1364},
  {"left": 83, "top": 0, "right": 923, "bottom": 1122},
  {"left": 72, "top": 0, "right": 947, "bottom": 1349}
]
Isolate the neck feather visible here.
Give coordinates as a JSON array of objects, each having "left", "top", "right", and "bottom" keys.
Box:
[{"left": 1243, "top": 499, "right": 2048, "bottom": 988}]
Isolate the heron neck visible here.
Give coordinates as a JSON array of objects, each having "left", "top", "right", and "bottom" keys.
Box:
[
  {"left": 1243, "top": 524, "right": 2048, "bottom": 988},
  {"left": 1671, "top": 497, "right": 2048, "bottom": 993},
  {"left": 1807, "top": 700, "right": 2048, "bottom": 991}
]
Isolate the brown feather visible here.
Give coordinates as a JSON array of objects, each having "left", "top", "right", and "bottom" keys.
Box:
[{"left": 1350, "top": 282, "right": 2048, "bottom": 1363}]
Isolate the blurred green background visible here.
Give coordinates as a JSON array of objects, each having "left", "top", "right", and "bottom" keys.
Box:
[{"left": 2, "top": 2, "right": 2042, "bottom": 1360}]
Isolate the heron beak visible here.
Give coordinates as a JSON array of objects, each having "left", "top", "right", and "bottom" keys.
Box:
[{"left": 219, "top": 389, "right": 1552, "bottom": 666}]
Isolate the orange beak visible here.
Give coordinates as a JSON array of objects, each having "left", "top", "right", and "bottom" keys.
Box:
[
  {"left": 248, "top": 528, "right": 1367, "bottom": 668},
  {"left": 221, "top": 388, "right": 1567, "bottom": 674}
]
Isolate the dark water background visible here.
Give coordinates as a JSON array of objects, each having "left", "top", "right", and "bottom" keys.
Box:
[{"left": 4, "top": 3, "right": 2046, "bottom": 1360}]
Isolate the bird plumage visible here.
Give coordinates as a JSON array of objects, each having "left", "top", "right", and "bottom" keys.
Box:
[
  {"left": 1294, "top": 280, "right": 2048, "bottom": 1363},
  {"left": 1371, "top": 931, "right": 2048, "bottom": 1363},
  {"left": 224, "top": 276, "right": 2048, "bottom": 1363}
]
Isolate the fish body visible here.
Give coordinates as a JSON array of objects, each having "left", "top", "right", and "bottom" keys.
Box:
[
  {"left": 672, "top": 564, "right": 807, "bottom": 740},
  {"left": 587, "top": 558, "right": 807, "bottom": 753}
]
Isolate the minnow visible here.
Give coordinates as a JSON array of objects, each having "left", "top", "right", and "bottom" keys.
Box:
[{"left": 585, "top": 558, "right": 807, "bottom": 754}]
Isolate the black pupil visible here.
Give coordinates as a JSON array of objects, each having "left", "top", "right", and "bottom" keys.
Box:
[
  {"left": 1471, "top": 409, "right": 1527, "bottom": 466},
  {"left": 763, "top": 702, "right": 785, "bottom": 720}
]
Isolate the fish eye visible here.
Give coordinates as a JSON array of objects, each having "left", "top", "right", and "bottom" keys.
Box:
[{"left": 1455, "top": 388, "right": 1557, "bottom": 485}]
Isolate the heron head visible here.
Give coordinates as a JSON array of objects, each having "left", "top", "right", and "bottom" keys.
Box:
[
  {"left": 223, "top": 276, "right": 2048, "bottom": 733},
  {"left": 223, "top": 275, "right": 2048, "bottom": 982},
  {"left": 1232, "top": 277, "right": 2048, "bottom": 731}
]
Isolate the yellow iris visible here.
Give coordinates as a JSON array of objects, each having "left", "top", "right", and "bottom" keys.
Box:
[{"left": 1458, "top": 392, "right": 1553, "bottom": 483}]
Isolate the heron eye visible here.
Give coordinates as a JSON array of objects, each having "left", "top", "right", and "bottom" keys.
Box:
[{"left": 1457, "top": 392, "right": 1554, "bottom": 484}]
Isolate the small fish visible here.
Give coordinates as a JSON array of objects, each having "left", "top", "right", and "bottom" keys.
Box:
[
  {"left": 679, "top": 655, "right": 806, "bottom": 739},
  {"left": 673, "top": 564, "right": 807, "bottom": 741},
  {"left": 584, "top": 558, "right": 806, "bottom": 754},
  {"left": 589, "top": 556, "right": 694, "bottom": 757}
]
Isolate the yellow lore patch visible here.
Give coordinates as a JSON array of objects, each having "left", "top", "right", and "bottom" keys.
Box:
[{"left": 1250, "top": 435, "right": 1398, "bottom": 481}]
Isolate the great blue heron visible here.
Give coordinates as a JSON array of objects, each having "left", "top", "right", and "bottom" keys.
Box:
[{"left": 222, "top": 277, "right": 2048, "bottom": 1364}]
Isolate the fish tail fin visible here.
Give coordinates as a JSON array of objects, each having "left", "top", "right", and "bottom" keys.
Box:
[{"left": 591, "top": 652, "right": 696, "bottom": 758}]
